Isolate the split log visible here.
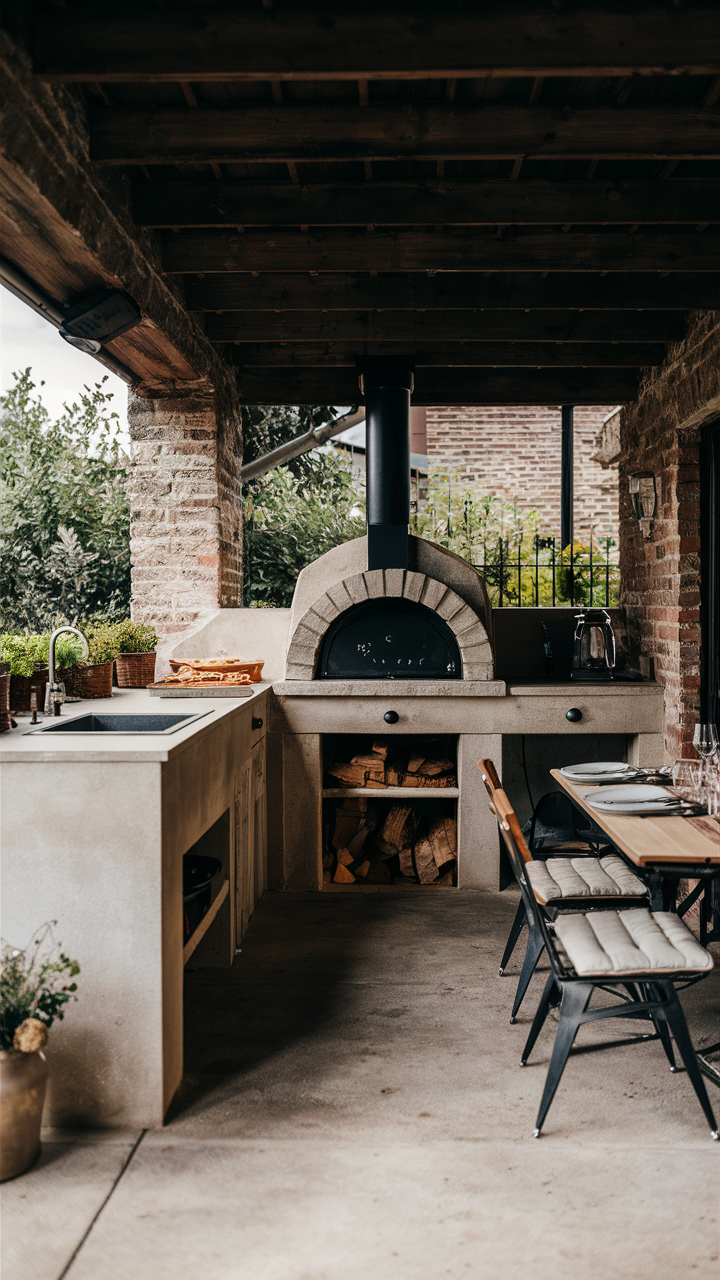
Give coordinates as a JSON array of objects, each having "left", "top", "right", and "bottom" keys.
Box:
[
  {"left": 385, "top": 755, "right": 406, "bottom": 786},
  {"left": 380, "top": 804, "right": 415, "bottom": 850},
  {"left": 437, "top": 866, "right": 457, "bottom": 886},
  {"left": 364, "top": 860, "right": 392, "bottom": 884},
  {"left": 333, "top": 864, "right": 356, "bottom": 884},
  {"left": 347, "top": 824, "right": 371, "bottom": 859},
  {"left": 364, "top": 777, "right": 389, "bottom": 789},
  {"left": 399, "top": 770, "right": 456, "bottom": 788},
  {"left": 351, "top": 751, "right": 386, "bottom": 770},
  {"left": 414, "top": 758, "right": 455, "bottom": 777},
  {"left": 354, "top": 859, "right": 371, "bottom": 878},
  {"left": 406, "top": 754, "right": 425, "bottom": 774},
  {"left": 370, "top": 837, "right": 398, "bottom": 860},
  {"left": 413, "top": 835, "right": 440, "bottom": 884},
  {"left": 342, "top": 797, "right": 368, "bottom": 813},
  {"left": 371, "top": 738, "right": 389, "bottom": 759},
  {"left": 398, "top": 845, "right": 416, "bottom": 879},
  {"left": 333, "top": 810, "right": 360, "bottom": 849},
  {"left": 428, "top": 817, "right": 457, "bottom": 871},
  {"left": 337, "top": 847, "right": 354, "bottom": 866},
  {"left": 327, "top": 761, "right": 368, "bottom": 787}
]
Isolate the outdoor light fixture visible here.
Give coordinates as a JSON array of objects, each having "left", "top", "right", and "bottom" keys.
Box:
[
  {"left": 628, "top": 471, "right": 657, "bottom": 539},
  {"left": 59, "top": 289, "right": 141, "bottom": 354}
]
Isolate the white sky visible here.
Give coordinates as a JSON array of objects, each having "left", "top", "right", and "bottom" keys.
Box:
[{"left": 1, "top": 287, "right": 129, "bottom": 437}]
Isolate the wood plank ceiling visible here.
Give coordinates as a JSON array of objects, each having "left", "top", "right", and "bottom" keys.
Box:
[{"left": 32, "top": 1, "right": 720, "bottom": 405}]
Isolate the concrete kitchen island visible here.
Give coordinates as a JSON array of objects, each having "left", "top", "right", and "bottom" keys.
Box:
[
  {"left": 0, "top": 686, "right": 268, "bottom": 1129},
  {"left": 1, "top": 676, "right": 664, "bottom": 1128}
]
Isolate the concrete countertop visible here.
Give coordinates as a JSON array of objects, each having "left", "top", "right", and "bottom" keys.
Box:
[
  {"left": 0, "top": 684, "right": 270, "bottom": 763},
  {"left": 274, "top": 679, "right": 662, "bottom": 699}
]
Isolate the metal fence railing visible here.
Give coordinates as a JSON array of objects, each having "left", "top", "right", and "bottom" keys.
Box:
[{"left": 470, "top": 534, "right": 620, "bottom": 608}]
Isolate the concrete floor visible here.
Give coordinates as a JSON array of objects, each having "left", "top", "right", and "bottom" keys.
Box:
[{"left": 3, "top": 889, "right": 719, "bottom": 1280}]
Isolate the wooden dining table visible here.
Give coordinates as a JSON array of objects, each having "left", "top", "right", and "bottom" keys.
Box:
[{"left": 550, "top": 768, "right": 720, "bottom": 870}]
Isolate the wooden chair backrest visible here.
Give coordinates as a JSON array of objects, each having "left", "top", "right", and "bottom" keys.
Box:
[{"left": 477, "top": 758, "right": 533, "bottom": 864}]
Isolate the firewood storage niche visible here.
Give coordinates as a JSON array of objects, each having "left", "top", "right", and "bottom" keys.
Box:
[{"left": 322, "top": 733, "right": 458, "bottom": 888}]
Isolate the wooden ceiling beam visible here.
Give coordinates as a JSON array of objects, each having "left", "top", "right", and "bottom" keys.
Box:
[
  {"left": 33, "top": 5, "right": 720, "bottom": 82},
  {"left": 205, "top": 310, "right": 685, "bottom": 344},
  {"left": 163, "top": 229, "right": 719, "bottom": 274},
  {"left": 228, "top": 341, "right": 664, "bottom": 367},
  {"left": 91, "top": 104, "right": 720, "bottom": 165},
  {"left": 234, "top": 365, "right": 641, "bottom": 406},
  {"left": 186, "top": 271, "right": 719, "bottom": 312},
  {"left": 132, "top": 180, "right": 720, "bottom": 229}
]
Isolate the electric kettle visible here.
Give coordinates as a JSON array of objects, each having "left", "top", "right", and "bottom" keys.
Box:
[{"left": 572, "top": 609, "right": 616, "bottom": 674}]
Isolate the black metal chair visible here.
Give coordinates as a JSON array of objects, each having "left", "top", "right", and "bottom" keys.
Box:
[
  {"left": 481, "top": 762, "right": 718, "bottom": 1140},
  {"left": 499, "top": 786, "right": 617, "bottom": 977},
  {"left": 481, "top": 760, "right": 650, "bottom": 1021}
]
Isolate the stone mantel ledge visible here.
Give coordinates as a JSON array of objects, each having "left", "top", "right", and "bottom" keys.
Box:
[{"left": 274, "top": 680, "right": 506, "bottom": 697}]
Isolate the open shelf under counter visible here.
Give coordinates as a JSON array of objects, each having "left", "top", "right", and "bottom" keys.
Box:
[
  {"left": 322, "top": 786, "right": 459, "bottom": 799},
  {"left": 182, "top": 879, "right": 229, "bottom": 966}
]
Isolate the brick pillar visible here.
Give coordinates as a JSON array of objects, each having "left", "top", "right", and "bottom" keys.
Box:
[
  {"left": 618, "top": 310, "right": 719, "bottom": 761},
  {"left": 127, "top": 377, "right": 242, "bottom": 639}
]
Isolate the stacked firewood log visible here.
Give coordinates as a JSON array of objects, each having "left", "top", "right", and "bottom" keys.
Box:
[
  {"left": 324, "top": 797, "right": 457, "bottom": 886},
  {"left": 326, "top": 739, "right": 457, "bottom": 790}
]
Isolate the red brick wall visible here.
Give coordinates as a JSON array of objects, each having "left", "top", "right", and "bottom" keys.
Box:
[
  {"left": 425, "top": 404, "right": 619, "bottom": 544},
  {"left": 618, "top": 310, "right": 720, "bottom": 761}
]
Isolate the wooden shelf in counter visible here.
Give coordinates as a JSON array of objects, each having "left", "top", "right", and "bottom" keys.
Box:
[
  {"left": 322, "top": 787, "right": 459, "bottom": 799},
  {"left": 183, "top": 878, "right": 229, "bottom": 965}
]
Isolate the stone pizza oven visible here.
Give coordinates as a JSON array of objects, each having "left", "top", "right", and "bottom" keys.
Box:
[{"left": 285, "top": 534, "right": 494, "bottom": 682}]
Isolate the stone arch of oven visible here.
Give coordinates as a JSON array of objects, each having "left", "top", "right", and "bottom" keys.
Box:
[{"left": 285, "top": 568, "right": 493, "bottom": 681}]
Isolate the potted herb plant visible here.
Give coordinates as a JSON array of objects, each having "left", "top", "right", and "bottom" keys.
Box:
[
  {"left": 64, "top": 619, "right": 119, "bottom": 698},
  {"left": 0, "top": 924, "right": 80, "bottom": 1181},
  {"left": 0, "top": 632, "right": 86, "bottom": 712},
  {"left": 112, "top": 620, "right": 158, "bottom": 687}
]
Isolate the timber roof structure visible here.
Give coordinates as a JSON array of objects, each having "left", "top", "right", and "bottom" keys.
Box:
[{"left": 8, "top": 1, "right": 720, "bottom": 404}]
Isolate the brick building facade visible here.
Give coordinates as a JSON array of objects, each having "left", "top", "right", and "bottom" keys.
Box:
[{"left": 425, "top": 405, "right": 620, "bottom": 545}]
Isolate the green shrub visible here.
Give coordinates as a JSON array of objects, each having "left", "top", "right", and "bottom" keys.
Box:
[
  {"left": 78, "top": 617, "right": 120, "bottom": 666},
  {"left": 0, "top": 631, "right": 86, "bottom": 676},
  {"left": 110, "top": 619, "right": 157, "bottom": 653},
  {"left": 1, "top": 370, "right": 130, "bottom": 630}
]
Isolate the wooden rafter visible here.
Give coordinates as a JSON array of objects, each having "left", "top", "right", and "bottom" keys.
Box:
[
  {"left": 131, "top": 180, "right": 720, "bottom": 228},
  {"left": 90, "top": 104, "right": 720, "bottom": 166},
  {"left": 33, "top": 5, "right": 720, "bottom": 82},
  {"left": 204, "top": 310, "right": 686, "bottom": 344},
  {"left": 162, "top": 230, "right": 719, "bottom": 275},
  {"left": 232, "top": 366, "right": 641, "bottom": 406},
  {"left": 227, "top": 341, "right": 665, "bottom": 367},
  {"left": 184, "top": 272, "right": 720, "bottom": 313}
]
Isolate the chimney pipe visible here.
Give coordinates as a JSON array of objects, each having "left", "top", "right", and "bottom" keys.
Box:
[{"left": 360, "top": 364, "right": 414, "bottom": 571}]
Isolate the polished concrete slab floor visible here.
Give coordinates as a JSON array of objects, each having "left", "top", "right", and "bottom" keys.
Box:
[{"left": 3, "top": 890, "right": 719, "bottom": 1280}]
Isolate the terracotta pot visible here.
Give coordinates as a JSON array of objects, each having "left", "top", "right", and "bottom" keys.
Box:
[
  {"left": 115, "top": 652, "right": 157, "bottom": 687},
  {"left": 0, "top": 1050, "right": 48, "bottom": 1182}
]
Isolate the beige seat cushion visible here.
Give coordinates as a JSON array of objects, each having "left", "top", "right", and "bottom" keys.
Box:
[
  {"left": 554, "top": 909, "right": 714, "bottom": 977},
  {"left": 526, "top": 854, "right": 647, "bottom": 904}
]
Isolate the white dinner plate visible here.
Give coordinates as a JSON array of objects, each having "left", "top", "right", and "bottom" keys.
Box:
[
  {"left": 561, "top": 762, "right": 637, "bottom": 783},
  {"left": 586, "top": 784, "right": 679, "bottom": 815}
]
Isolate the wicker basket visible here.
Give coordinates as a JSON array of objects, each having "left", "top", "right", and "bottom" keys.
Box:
[
  {"left": 64, "top": 661, "right": 114, "bottom": 699},
  {"left": 9, "top": 671, "right": 50, "bottom": 713},
  {"left": 0, "top": 674, "right": 11, "bottom": 732},
  {"left": 115, "top": 652, "right": 157, "bottom": 688}
]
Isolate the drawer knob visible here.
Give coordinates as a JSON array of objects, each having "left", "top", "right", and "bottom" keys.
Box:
[
  {"left": 384, "top": 710, "right": 399, "bottom": 724},
  {"left": 252, "top": 716, "right": 263, "bottom": 730},
  {"left": 566, "top": 707, "right": 582, "bottom": 723}
]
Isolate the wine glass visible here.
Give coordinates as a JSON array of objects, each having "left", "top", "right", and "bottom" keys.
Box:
[
  {"left": 671, "top": 759, "right": 701, "bottom": 801},
  {"left": 693, "top": 723, "right": 719, "bottom": 762}
]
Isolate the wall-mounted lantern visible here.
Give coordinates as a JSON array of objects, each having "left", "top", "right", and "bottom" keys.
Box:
[{"left": 628, "top": 471, "right": 657, "bottom": 539}]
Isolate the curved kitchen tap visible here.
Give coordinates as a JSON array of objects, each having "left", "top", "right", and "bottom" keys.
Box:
[{"left": 45, "top": 626, "right": 89, "bottom": 716}]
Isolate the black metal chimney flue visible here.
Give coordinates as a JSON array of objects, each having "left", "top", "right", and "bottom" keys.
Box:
[{"left": 360, "top": 364, "right": 414, "bottom": 571}]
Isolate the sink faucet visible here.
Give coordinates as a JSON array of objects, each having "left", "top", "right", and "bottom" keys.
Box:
[{"left": 45, "top": 626, "right": 89, "bottom": 716}]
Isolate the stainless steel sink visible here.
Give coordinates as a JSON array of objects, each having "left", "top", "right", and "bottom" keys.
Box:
[{"left": 29, "top": 712, "right": 210, "bottom": 735}]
